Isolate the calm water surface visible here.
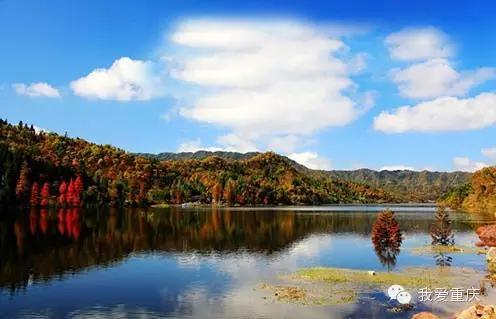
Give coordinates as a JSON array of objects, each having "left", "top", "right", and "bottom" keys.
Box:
[{"left": 0, "top": 206, "right": 494, "bottom": 318}]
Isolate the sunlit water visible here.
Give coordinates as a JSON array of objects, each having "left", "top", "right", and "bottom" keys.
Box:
[{"left": 0, "top": 206, "right": 494, "bottom": 318}]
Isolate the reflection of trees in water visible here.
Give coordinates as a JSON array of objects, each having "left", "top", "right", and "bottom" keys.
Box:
[
  {"left": 0, "top": 207, "right": 480, "bottom": 292},
  {"left": 371, "top": 211, "right": 402, "bottom": 271},
  {"left": 434, "top": 253, "right": 453, "bottom": 267}
]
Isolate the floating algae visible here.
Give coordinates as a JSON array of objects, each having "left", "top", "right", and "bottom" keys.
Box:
[
  {"left": 409, "top": 245, "right": 480, "bottom": 255},
  {"left": 258, "top": 266, "right": 479, "bottom": 306}
]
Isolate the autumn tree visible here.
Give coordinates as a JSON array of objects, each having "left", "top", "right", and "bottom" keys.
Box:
[
  {"left": 73, "top": 176, "right": 83, "bottom": 207},
  {"left": 430, "top": 207, "right": 454, "bottom": 246},
  {"left": 40, "top": 182, "right": 50, "bottom": 207},
  {"left": 223, "top": 179, "right": 236, "bottom": 205},
  {"left": 15, "top": 161, "right": 30, "bottom": 203},
  {"left": 371, "top": 210, "right": 402, "bottom": 270},
  {"left": 30, "top": 182, "right": 40, "bottom": 207},
  {"left": 58, "top": 181, "right": 67, "bottom": 207},
  {"left": 430, "top": 207, "right": 454, "bottom": 267},
  {"left": 212, "top": 182, "right": 222, "bottom": 204},
  {"left": 67, "top": 179, "right": 75, "bottom": 207}
]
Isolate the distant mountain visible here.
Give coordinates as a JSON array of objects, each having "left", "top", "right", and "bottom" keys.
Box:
[
  {"left": 322, "top": 169, "right": 471, "bottom": 202},
  {"left": 139, "top": 151, "right": 472, "bottom": 202},
  {"left": 136, "top": 151, "right": 260, "bottom": 161}
]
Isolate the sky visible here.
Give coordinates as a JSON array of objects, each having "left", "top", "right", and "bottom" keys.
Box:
[{"left": 1, "top": 0, "right": 495, "bottom": 172}]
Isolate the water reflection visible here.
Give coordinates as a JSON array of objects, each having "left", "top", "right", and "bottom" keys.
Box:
[{"left": 0, "top": 207, "right": 492, "bottom": 319}]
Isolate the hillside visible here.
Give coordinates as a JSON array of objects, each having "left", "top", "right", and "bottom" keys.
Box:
[
  {"left": 440, "top": 166, "right": 496, "bottom": 212},
  {"left": 140, "top": 151, "right": 471, "bottom": 202},
  {"left": 322, "top": 169, "right": 471, "bottom": 202},
  {"left": 0, "top": 120, "right": 392, "bottom": 208}
]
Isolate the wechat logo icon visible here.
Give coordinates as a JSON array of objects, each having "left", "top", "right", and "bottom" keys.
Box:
[{"left": 388, "top": 284, "right": 412, "bottom": 305}]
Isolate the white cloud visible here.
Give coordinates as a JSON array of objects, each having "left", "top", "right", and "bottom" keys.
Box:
[
  {"left": 266, "top": 135, "right": 302, "bottom": 154},
  {"left": 452, "top": 157, "right": 488, "bottom": 172},
  {"left": 170, "top": 19, "right": 368, "bottom": 149},
  {"left": 482, "top": 147, "right": 496, "bottom": 161},
  {"left": 177, "top": 135, "right": 258, "bottom": 153},
  {"left": 373, "top": 93, "right": 496, "bottom": 133},
  {"left": 70, "top": 57, "right": 165, "bottom": 101},
  {"left": 13, "top": 82, "right": 60, "bottom": 98},
  {"left": 380, "top": 165, "right": 415, "bottom": 171},
  {"left": 177, "top": 139, "right": 223, "bottom": 153},
  {"left": 391, "top": 59, "right": 495, "bottom": 100},
  {"left": 288, "top": 152, "right": 331, "bottom": 170},
  {"left": 385, "top": 27, "right": 453, "bottom": 61}
]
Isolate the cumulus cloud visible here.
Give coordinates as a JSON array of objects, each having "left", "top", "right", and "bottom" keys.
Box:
[
  {"left": 452, "top": 157, "right": 488, "bottom": 172},
  {"left": 380, "top": 165, "right": 415, "bottom": 171},
  {"left": 288, "top": 152, "right": 331, "bottom": 170},
  {"left": 70, "top": 57, "right": 165, "bottom": 101},
  {"left": 13, "top": 82, "right": 60, "bottom": 98},
  {"left": 373, "top": 93, "right": 496, "bottom": 133},
  {"left": 170, "top": 19, "right": 368, "bottom": 149},
  {"left": 391, "top": 59, "right": 495, "bottom": 99},
  {"left": 385, "top": 27, "right": 453, "bottom": 61}
]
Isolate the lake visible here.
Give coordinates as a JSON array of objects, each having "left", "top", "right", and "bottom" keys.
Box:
[{"left": 0, "top": 206, "right": 495, "bottom": 318}]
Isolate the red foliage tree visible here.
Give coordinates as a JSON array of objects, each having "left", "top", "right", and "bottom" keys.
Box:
[
  {"left": 40, "top": 182, "right": 50, "bottom": 207},
  {"left": 371, "top": 210, "right": 403, "bottom": 270},
  {"left": 73, "top": 176, "right": 84, "bottom": 207},
  {"left": 58, "top": 181, "right": 68, "bottom": 207},
  {"left": 30, "top": 182, "right": 40, "bottom": 207},
  {"left": 67, "top": 179, "right": 75, "bottom": 207}
]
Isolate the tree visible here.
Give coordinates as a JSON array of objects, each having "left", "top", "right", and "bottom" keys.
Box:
[
  {"left": 371, "top": 210, "right": 403, "bottom": 270},
  {"left": 40, "top": 182, "right": 50, "bottom": 207},
  {"left": 430, "top": 207, "right": 454, "bottom": 246},
  {"left": 58, "top": 181, "right": 67, "bottom": 207},
  {"left": 223, "top": 179, "right": 236, "bottom": 205},
  {"left": 30, "top": 182, "right": 40, "bottom": 207},
  {"left": 67, "top": 179, "right": 75, "bottom": 207},
  {"left": 430, "top": 207, "right": 454, "bottom": 267},
  {"left": 73, "top": 176, "right": 83, "bottom": 207},
  {"left": 15, "top": 161, "right": 30, "bottom": 203},
  {"left": 212, "top": 182, "right": 222, "bottom": 204}
]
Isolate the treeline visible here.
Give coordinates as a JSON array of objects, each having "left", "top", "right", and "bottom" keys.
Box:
[
  {"left": 440, "top": 166, "right": 496, "bottom": 213},
  {"left": 139, "top": 151, "right": 472, "bottom": 203},
  {"left": 0, "top": 119, "right": 392, "bottom": 208}
]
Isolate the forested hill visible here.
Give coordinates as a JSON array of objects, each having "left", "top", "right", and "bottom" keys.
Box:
[
  {"left": 139, "top": 151, "right": 471, "bottom": 202},
  {"left": 440, "top": 166, "right": 496, "bottom": 212},
  {"left": 0, "top": 120, "right": 393, "bottom": 208},
  {"left": 322, "top": 169, "right": 471, "bottom": 202}
]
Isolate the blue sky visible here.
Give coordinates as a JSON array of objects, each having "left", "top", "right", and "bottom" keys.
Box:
[{"left": 1, "top": 0, "right": 495, "bottom": 171}]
